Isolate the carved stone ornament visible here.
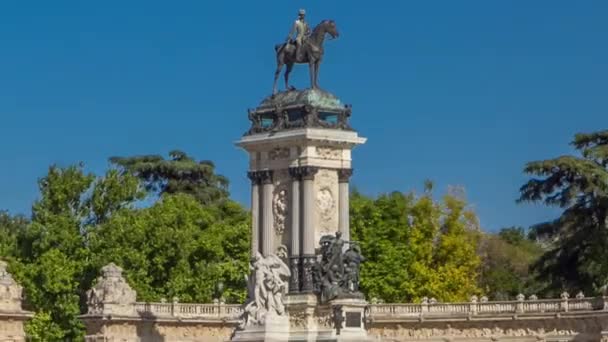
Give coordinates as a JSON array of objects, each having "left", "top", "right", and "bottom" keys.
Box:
[
  {"left": 269, "top": 147, "right": 290, "bottom": 161},
  {"left": 316, "top": 146, "right": 342, "bottom": 160},
  {"left": 0, "top": 260, "right": 24, "bottom": 312},
  {"left": 317, "top": 188, "right": 335, "bottom": 225},
  {"left": 86, "top": 263, "right": 137, "bottom": 316},
  {"left": 273, "top": 185, "right": 288, "bottom": 235},
  {"left": 241, "top": 253, "right": 291, "bottom": 328}
]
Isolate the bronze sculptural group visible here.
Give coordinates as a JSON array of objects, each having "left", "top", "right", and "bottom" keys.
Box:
[
  {"left": 273, "top": 9, "right": 340, "bottom": 94},
  {"left": 313, "top": 232, "right": 366, "bottom": 303}
]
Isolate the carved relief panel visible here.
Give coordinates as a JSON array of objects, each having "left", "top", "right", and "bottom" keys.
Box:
[
  {"left": 272, "top": 169, "right": 290, "bottom": 252},
  {"left": 314, "top": 169, "right": 339, "bottom": 245}
]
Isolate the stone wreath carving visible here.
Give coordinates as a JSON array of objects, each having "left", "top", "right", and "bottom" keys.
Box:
[
  {"left": 316, "top": 146, "right": 341, "bottom": 160},
  {"left": 273, "top": 186, "right": 288, "bottom": 235}
]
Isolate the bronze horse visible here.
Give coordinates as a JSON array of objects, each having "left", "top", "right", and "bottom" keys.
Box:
[{"left": 273, "top": 20, "right": 339, "bottom": 94}]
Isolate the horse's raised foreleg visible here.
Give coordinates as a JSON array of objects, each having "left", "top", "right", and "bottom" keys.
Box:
[
  {"left": 273, "top": 62, "right": 284, "bottom": 95},
  {"left": 284, "top": 63, "right": 294, "bottom": 91}
]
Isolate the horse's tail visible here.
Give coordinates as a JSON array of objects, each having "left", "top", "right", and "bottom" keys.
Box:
[{"left": 275, "top": 43, "right": 285, "bottom": 53}]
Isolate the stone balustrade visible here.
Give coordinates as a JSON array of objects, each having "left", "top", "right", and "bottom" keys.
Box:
[
  {"left": 82, "top": 264, "right": 608, "bottom": 341},
  {"left": 367, "top": 294, "right": 606, "bottom": 322},
  {"left": 133, "top": 301, "right": 243, "bottom": 320}
]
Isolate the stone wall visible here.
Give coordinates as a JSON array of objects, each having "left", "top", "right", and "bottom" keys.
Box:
[
  {"left": 82, "top": 263, "right": 608, "bottom": 341},
  {"left": 0, "top": 260, "right": 33, "bottom": 342}
]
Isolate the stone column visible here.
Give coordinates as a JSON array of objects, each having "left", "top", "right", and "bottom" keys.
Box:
[
  {"left": 300, "top": 166, "right": 319, "bottom": 293},
  {"left": 288, "top": 167, "right": 302, "bottom": 293},
  {"left": 338, "top": 169, "right": 353, "bottom": 247},
  {"left": 247, "top": 171, "right": 261, "bottom": 256},
  {"left": 260, "top": 170, "right": 274, "bottom": 257}
]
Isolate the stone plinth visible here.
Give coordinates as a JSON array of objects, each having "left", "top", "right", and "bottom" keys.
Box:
[
  {"left": 0, "top": 260, "right": 33, "bottom": 342},
  {"left": 330, "top": 298, "right": 371, "bottom": 341},
  {"left": 232, "top": 314, "right": 290, "bottom": 342}
]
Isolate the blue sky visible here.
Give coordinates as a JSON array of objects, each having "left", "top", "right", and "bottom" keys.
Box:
[{"left": 0, "top": 1, "right": 606, "bottom": 231}]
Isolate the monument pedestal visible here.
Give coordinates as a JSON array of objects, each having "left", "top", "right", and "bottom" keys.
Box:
[
  {"left": 232, "top": 315, "right": 290, "bottom": 342},
  {"left": 330, "top": 298, "right": 371, "bottom": 341}
]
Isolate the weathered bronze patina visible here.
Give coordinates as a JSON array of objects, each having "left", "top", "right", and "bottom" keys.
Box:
[
  {"left": 273, "top": 10, "right": 339, "bottom": 94},
  {"left": 245, "top": 89, "right": 352, "bottom": 135}
]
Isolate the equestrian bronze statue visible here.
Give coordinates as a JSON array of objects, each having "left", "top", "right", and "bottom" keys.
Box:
[{"left": 273, "top": 16, "right": 339, "bottom": 94}]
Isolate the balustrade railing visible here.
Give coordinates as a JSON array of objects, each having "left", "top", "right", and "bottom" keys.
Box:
[
  {"left": 134, "top": 301, "right": 243, "bottom": 320},
  {"left": 368, "top": 294, "right": 608, "bottom": 321}
]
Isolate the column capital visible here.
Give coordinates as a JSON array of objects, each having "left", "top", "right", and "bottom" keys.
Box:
[
  {"left": 247, "top": 171, "right": 261, "bottom": 185},
  {"left": 337, "top": 168, "right": 353, "bottom": 183},
  {"left": 288, "top": 167, "right": 302, "bottom": 180},
  {"left": 300, "top": 166, "right": 319, "bottom": 180},
  {"left": 248, "top": 170, "right": 273, "bottom": 185}
]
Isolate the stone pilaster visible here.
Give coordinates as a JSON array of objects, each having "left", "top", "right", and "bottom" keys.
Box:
[
  {"left": 300, "top": 166, "right": 319, "bottom": 293},
  {"left": 259, "top": 170, "right": 274, "bottom": 256},
  {"left": 337, "top": 168, "right": 353, "bottom": 248},
  {"left": 288, "top": 167, "right": 302, "bottom": 293},
  {"left": 247, "top": 171, "right": 262, "bottom": 256}
]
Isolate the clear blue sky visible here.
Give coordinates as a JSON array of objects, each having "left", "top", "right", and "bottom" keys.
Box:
[{"left": 1, "top": 1, "right": 606, "bottom": 231}]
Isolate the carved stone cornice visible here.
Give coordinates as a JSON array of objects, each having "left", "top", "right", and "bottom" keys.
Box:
[
  {"left": 337, "top": 168, "right": 353, "bottom": 183},
  {"left": 300, "top": 166, "right": 319, "bottom": 181}
]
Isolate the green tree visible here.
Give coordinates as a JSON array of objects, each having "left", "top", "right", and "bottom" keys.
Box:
[
  {"left": 519, "top": 130, "right": 608, "bottom": 295},
  {"left": 350, "top": 187, "right": 481, "bottom": 303},
  {"left": 479, "top": 227, "right": 544, "bottom": 300},
  {"left": 0, "top": 211, "right": 28, "bottom": 259},
  {"left": 110, "top": 150, "right": 229, "bottom": 205},
  {"left": 88, "top": 194, "right": 250, "bottom": 303}
]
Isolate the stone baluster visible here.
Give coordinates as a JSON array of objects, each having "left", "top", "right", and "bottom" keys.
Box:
[
  {"left": 247, "top": 171, "right": 262, "bottom": 256},
  {"left": 288, "top": 167, "right": 302, "bottom": 293},
  {"left": 469, "top": 295, "right": 478, "bottom": 316},
  {"left": 259, "top": 170, "right": 274, "bottom": 256},
  {"left": 338, "top": 169, "right": 353, "bottom": 250},
  {"left": 516, "top": 293, "right": 525, "bottom": 314},
  {"left": 300, "top": 166, "right": 319, "bottom": 293},
  {"left": 560, "top": 292, "right": 569, "bottom": 312}
]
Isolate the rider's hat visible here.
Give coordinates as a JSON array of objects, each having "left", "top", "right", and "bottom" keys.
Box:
[{"left": 298, "top": 9, "right": 306, "bottom": 16}]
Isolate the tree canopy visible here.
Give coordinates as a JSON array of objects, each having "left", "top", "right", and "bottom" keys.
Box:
[
  {"left": 350, "top": 187, "right": 482, "bottom": 302},
  {"left": 110, "top": 150, "right": 229, "bottom": 205},
  {"left": 519, "top": 130, "right": 608, "bottom": 295}
]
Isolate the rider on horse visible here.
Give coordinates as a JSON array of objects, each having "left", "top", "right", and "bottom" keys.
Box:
[{"left": 285, "top": 9, "right": 311, "bottom": 61}]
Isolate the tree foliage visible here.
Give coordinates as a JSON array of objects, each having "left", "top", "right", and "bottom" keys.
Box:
[
  {"left": 350, "top": 187, "right": 481, "bottom": 302},
  {"left": 89, "top": 194, "right": 249, "bottom": 303},
  {"left": 1, "top": 152, "right": 249, "bottom": 340},
  {"left": 519, "top": 130, "right": 608, "bottom": 295},
  {"left": 110, "top": 150, "right": 229, "bottom": 205},
  {"left": 479, "top": 227, "right": 544, "bottom": 300}
]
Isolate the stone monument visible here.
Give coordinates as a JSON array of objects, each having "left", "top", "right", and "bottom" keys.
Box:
[
  {"left": 0, "top": 260, "right": 33, "bottom": 342},
  {"left": 234, "top": 9, "right": 369, "bottom": 341}
]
